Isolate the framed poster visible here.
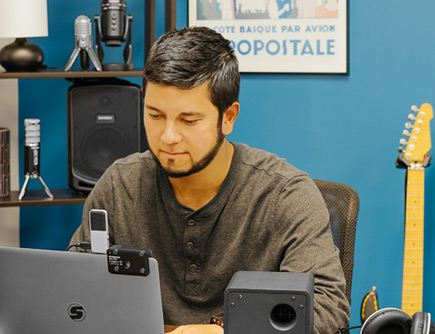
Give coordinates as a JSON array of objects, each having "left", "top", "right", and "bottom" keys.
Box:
[{"left": 189, "top": 0, "right": 348, "bottom": 73}]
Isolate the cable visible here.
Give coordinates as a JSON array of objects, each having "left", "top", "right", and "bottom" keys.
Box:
[
  {"left": 66, "top": 242, "right": 91, "bottom": 252},
  {"left": 333, "top": 325, "right": 362, "bottom": 334}
]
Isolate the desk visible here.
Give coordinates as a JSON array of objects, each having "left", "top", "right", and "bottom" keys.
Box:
[{"left": 165, "top": 325, "right": 178, "bottom": 332}]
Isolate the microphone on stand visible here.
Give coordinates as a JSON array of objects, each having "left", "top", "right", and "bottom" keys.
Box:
[
  {"left": 94, "top": 0, "right": 133, "bottom": 71},
  {"left": 64, "top": 15, "right": 102, "bottom": 72},
  {"left": 100, "top": 0, "right": 127, "bottom": 46},
  {"left": 18, "top": 119, "right": 53, "bottom": 201}
]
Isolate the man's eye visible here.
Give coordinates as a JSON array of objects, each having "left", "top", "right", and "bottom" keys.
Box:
[
  {"left": 149, "top": 113, "right": 162, "bottom": 119},
  {"left": 183, "top": 119, "right": 198, "bottom": 125}
]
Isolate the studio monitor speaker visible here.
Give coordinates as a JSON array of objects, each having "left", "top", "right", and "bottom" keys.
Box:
[
  {"left": 224, "top": 271, "right": 314, "bottom": 334},
  {"left": 67, "top": 78, "right": 146, "bottom": 192}
]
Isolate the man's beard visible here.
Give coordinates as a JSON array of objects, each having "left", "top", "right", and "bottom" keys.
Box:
[{"left": 150, "top": 130, "right": 225, "bottom": 178}]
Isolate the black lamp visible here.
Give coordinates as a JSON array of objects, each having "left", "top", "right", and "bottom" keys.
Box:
[{"left": 0, "top": 0, "right": 48, "bottom": 72}]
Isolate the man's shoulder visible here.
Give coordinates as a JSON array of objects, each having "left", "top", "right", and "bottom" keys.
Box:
[
  {"left": 111, "top": 150, "right": 154, "bottom": 168},
  {"left": 92, "top": 150, "right": 156, "bottom": 193},
  {"left": 234, "top": 142, "right": 307, "bottom": 181},
  {"left": 103, "top": 150, "right": 156, "bottom": 179}
]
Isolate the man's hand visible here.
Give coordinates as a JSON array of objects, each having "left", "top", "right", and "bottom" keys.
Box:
[{"left": 166, "top": 324, "right": 223, "bottom": 334}]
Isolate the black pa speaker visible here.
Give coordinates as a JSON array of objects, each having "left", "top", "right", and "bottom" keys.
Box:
[
  {"left": 224, "top": 271, "right": 314, "bottom": 334},
  {"left": 67, "top": 79, "right": 146, "bottom": 192}
]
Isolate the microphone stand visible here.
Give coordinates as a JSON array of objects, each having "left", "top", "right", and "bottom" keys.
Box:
[{"left": 94, "top": 15, "right": 133, "bottom": 71}]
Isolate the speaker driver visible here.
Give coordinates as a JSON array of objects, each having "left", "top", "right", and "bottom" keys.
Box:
[
  {"left": 270, "top": 304, "right": 297, "bottom": 331},
  {"left": 81, "top": 126, "right": 130, "bottom": 174}
]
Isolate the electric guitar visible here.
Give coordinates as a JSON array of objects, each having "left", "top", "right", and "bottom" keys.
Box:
[{"left": 396, "top": 103, "right": 432, "bottom": 317}]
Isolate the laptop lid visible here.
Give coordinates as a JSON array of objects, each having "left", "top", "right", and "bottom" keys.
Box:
[{"left": 0, "top": 246, "right": 165, "bottom": 334}]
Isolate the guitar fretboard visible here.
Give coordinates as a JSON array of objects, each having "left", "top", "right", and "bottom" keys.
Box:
[{"left": 401, "top": 167, "right": 424, "bottom": 316}]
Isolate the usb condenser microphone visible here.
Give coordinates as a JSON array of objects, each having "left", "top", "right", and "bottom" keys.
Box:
[
  {"left": 89, "top": 209, "right": 110, "bottom": 254},
  {"left": 64, "top": 15, "right": 102, "bottom": 72},
  {"left": 94, "top": 0, "right": 133, "bottom": 70},
  {"left": 18, "top": 119, "right": 53, "bottom": 201},
  {"left": 100, "top": 0, "right": 127, "bottom": 46}
]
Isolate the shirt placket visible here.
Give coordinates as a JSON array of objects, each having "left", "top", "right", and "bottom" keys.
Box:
[{"left": 183, "top": 217, "right": 202, "bottom": 296}]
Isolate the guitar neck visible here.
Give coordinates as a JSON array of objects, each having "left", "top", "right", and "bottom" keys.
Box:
[{"left": 401, "top": 167, "right": 424, "bottom": 316}]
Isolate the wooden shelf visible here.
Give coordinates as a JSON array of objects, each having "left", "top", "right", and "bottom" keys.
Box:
[
  {"left": 0, "top": 189, "right": 87, "bottom": 207},
  {"left": 0, "top": 67, "right": 144, "bottom": 79}
]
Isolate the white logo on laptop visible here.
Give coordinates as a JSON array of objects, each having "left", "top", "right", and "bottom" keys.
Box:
[{"left": 67, "top": 303, "right": 86, "bottom": 322}]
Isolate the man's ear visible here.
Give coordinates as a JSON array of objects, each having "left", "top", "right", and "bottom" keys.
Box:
[{"left": 221, "top": 102, "right": 240, "bottom": 136}]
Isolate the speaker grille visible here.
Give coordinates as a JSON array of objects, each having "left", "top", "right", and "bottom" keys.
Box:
[
  {"left": 81, "top": 126, "right": 130, "bottom": 175},
  {"left": 90, "top": 211, "right": 107, "bottom": 231}
]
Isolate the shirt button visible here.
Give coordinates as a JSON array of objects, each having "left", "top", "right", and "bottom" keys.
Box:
[
  {"left": 186, "top": 241, "right": 195, "bottom": 250},
  {"left": 189, "top": 264, "right": 198, "bottom": 272},
  {"left": 187, "top": 220, "right": 195, "bottom": 226}
]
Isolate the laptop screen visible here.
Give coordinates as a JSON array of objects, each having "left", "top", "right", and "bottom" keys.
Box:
[{"left": 0, "top": 246, "right": 165, "bottom": 334}]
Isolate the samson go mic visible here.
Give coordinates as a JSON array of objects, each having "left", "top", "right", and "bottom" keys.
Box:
[{"left": 65, "top": 15, "right": 102, "bottom": 72}]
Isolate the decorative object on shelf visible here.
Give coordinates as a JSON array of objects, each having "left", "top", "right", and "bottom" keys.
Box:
[
  {"left": 94, "top": 0, "right": 134, "bottom": 71},
  {"left": 0, "top": 0, "right": 48, "bottom": 72},
  {"left": 64, "top": 15, "right": 102, "bottom": 72},
  {"left": 0, "top": 128, "right": 10, "bottom": 197},
  {"left": 18, "top": 119, "right": 53, "bottom": 201}
]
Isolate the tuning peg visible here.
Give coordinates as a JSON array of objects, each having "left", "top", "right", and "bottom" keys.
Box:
[
  {"left": 411, "top": 105, "right": 419, "bottom": 112},
  {"left": 405, "top": 122, "right": 413, "bottom": 129},
  {"left": 408, "top": 113, "right": 416, "bottom": 121},
  {"left": 403, "top": 130, "right": 410, "bottom": 137},
  {"left": 398, "top": 147, "right": 404, "bottom": 153},
  {"left": 400, "top": 138, "right": 408, "bottom": 146}
]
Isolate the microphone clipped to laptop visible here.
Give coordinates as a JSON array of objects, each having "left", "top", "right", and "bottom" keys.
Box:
[
  {"left": 89, "top": 209, "right": 110, "bottom": 254},
  {"left": 88, "top": 209, "right": 151, "bottom": 276}
]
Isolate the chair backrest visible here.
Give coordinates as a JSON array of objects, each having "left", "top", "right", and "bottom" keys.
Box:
[{"left": 313, "top": 179, "right": 359, "bottom": 304}]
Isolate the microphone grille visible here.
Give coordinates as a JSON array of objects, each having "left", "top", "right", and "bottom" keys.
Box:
[
  {"left": 24, "top": 119, "right": 40, "bottom": 146},
  {"left": 74, "top": 15, "right": 92, "bottom": 35}
]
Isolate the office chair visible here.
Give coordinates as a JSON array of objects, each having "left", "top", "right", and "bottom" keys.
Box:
[{"left": 313, "top": 179, "right": 359, "bottom": 304}]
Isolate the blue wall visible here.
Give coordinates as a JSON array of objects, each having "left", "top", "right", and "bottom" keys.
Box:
[{"left": 17, "top": 0, "right": 435, "bottom": 328}]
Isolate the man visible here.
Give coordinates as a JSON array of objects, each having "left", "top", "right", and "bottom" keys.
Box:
[{"left": 70, "top": 26, "right": 350, "bottom": 334}]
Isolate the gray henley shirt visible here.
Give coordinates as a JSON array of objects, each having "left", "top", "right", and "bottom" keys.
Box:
[{"left": 70, "top": 142, "right": 350, "bottom": 333}]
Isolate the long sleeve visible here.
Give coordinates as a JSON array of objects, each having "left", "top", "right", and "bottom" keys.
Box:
[{"left": 274, "top": 176, "right": 350, "bottom": 334}]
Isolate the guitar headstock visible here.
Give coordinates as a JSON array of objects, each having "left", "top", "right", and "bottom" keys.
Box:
[{"left": 398, "top": 103, "right": 433, "bottom": 164}]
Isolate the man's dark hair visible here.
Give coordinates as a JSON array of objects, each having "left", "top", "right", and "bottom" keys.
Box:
[{"left": 143, "top": 26, "right": 240, "bottom": 116}]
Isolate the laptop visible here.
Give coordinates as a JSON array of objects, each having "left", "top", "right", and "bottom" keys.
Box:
[{"left": 0, "top": 246, "right": 165, "bottom": 334}]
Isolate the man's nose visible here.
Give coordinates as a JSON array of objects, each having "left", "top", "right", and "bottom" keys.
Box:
[{"left": 160, "top": 122, "right": 182, "bottom": 145}]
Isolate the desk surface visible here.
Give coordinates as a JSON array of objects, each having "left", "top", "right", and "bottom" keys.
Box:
[{"left": 165, "top": 325, "right": 178, "bottom": 332}]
